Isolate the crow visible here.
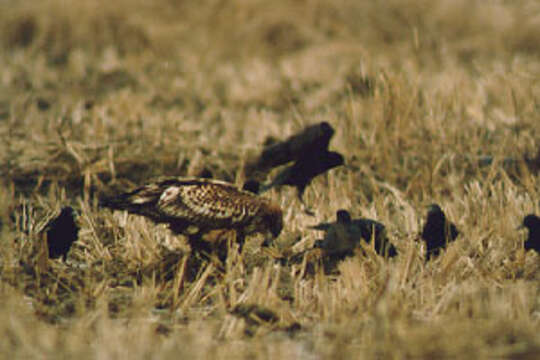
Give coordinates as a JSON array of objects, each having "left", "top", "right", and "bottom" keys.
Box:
[
  {"left": 519, "top": 214, "right": 540, "bottom": 254},
  {"left": 311, "top": 209, "right": 397, "bottom": 259},
  {"left": 42, "top": 206, "right": 80, "bottom": 260},
  {"left": 259, "top": 150, "right": 344, "bottom": 201},
  {"left": 246, "top": 121, "right": 336, "bottom": 174},
  {"left": 421, "top": 204, "right": 459, "bottom": 260}
]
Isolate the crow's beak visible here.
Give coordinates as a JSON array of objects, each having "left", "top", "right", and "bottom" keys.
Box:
[{"left": 516, "top": 224, "right": 525, "bottom": 231}]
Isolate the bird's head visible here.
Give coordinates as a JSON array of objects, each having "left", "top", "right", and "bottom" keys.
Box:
[
  {"left": 427, "top": 203, "right": 442, "bottom": 214},
  {"left": 59, "top": 206, "right": 76, "bottom": 219},
  {"left": 61, "top": 206, "right": 74, "bottom": 214},
  {"left": 520, "top": 214, "right": 540, "bottom": 231},
  {"left": 242, "top": 179, "right": 261, "bottom": 194},
  {"left": 319, "top": 121, "right": 335, "bottom": 138},
  {"left": 336, "top": 209, "right": 351, "bottom": 223},
  {"left": 260, "top": 202, "right": 283, "bottom": 246},
  {"left": 324, "top": 152, "right": 345, "bottom": 168},
  {"left": 426, "top": 203, "right": 445, "bottom": 220}
]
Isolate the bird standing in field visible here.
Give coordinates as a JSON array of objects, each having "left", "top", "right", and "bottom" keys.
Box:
[
  {"left": 421, "top": 204, "right": 459, "bottom": 260},
  {"left": 519, "top": 214, "right": 540, "bottom": 254},
  {"left": 245, "top": 122, "right": 344, "bottom": 213},
  {"left": 42, "top": 206, "right": 80, "bottom": 261},
  {"left": 100, "top": 177, "right": 283, "bottom": 256},
  {"left": 260, "top": 150, "right": 344, "bottom": 201},
  {"left": 311, "top": 209, "right": 397, "bottom": 259},
  {"left": 246, "top": 121, "right": 336, "bottom": 174}
]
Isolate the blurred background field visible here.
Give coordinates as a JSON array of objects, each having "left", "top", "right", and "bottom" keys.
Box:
[{"left": 0, "top": 0, "right": 539, "bottom": 358}]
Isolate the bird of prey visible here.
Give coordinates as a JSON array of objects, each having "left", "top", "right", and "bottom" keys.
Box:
[
  {"left": 42, "top": 206, "right": 80, "bottom": 260},
  {"left": 100, "top": 177, "right": 283, "bottom": 255},
  {"left": 519, "top": 214, "right": 540, "bottom": 254},
  {"left": 311, "top": 209, "right": 397, "bottom": 259},
  {"left": 259, "top": 150, "right": 344, "bottom": 201},
  {"left": 421, "top": 204, "right": 459, "bottom": 260}
]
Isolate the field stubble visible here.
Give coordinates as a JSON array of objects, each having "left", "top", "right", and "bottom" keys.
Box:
[{"left": 0, "top": 0, "right": 539, "bottom": 358}]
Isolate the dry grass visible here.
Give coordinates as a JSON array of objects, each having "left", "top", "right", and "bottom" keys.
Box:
[{"left": 0, "top": 0, "right": 539, "bottom": 358}]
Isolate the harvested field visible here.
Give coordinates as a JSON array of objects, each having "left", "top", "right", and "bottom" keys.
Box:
[{"left": 0, "top": 0, "right": 539, "bottom": 358}]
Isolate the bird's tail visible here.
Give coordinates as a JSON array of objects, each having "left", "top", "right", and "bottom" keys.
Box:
[
  {"left": 308, "top": 223, "right": 332, "bottom": 231},
  {"left": 99, "top": 192, "right": 134, "bottom": 210}
]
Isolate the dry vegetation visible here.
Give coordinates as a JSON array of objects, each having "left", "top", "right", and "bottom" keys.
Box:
[{"left": 1, "top": 0, "right": 539, "bottom": 358}]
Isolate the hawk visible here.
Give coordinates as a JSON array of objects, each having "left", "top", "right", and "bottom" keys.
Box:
[
  {"left": 421, "top": 204, "right": 459, "bottom": 260},
  {"left": 100, "top": 177, "right": 283, "bottom": 255},
  {"left": 519, "top": 214, "right": 540, "bottom": 254}
]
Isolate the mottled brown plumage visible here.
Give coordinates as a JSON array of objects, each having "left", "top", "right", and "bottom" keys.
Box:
[{"left": 100, "top": 177, "right": 283, "bottom": 255}]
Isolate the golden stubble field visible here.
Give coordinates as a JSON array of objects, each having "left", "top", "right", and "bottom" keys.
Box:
[{"left": 0, "top": 0, "right": 539, "bottom": 358}]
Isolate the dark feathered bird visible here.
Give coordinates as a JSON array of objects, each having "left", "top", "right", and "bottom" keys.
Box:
[
  {"left": 42, "top": 206, "right": 80, "bottom": 260},
  {"left": 247, "top": 122, "right": 336, "bottom": 173},
  {"left": 519, "top": 214, "right": 540, "bottom": 254},
  {"left": 311, "top": 209, "right": 397, "bottom": 259},
  {"left": 260, "top": 150, "right": 344, "bottom": 200},
  {"left": 421, "top": 204, "right": 459, "bottom": 260},
  {"left": 100, "top": 177, "right": 283, "bottom": 255}
]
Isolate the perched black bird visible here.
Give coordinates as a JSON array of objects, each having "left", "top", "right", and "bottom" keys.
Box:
[
  {"left": 260, "top": 150, "right": 344, "bottom": 200},
  {"left": 311, "top": 209, "right": 397, "bottom": 259},
  {"left": 43, "top": 206, "right": 80, "bottom": 260},
  {"left": 519, "top": 214, "right": 540, "bottom": 254},
  {"left": 421, "top": 204, "right": 459, "bottom": 260}
]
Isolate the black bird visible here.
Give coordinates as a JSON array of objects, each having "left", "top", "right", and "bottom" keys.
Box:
[
  {"left": 421, "top": 204, "right": 459, "bottom": 260},
  {"left": 260, "top": 150, "right": 344, "bottom": 201},
  {"left": 43, "top": 206, "right": 80, "bottom": 260},
  {"left": 519, "top": 214, "right": 540, "bottom": 254},
  {"left": 248, "top": 122, "right": 336, "bottom": 173},
  {"left": 311, "top": 209, "right": 397, "bottom": 259}
]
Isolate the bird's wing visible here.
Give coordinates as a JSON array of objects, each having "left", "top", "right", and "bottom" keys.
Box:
[
  {"left": 260, "top": 165, "right": 295, "bottom": 193},
  {"left": 351, "top": 219, "right": 385, "bottom": 240},
  {"left": 157, "top": 182, "right": 257, "bottom": 227},
  {"left": 321, "top": 223, "right": 358, "bottom": 256}
]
